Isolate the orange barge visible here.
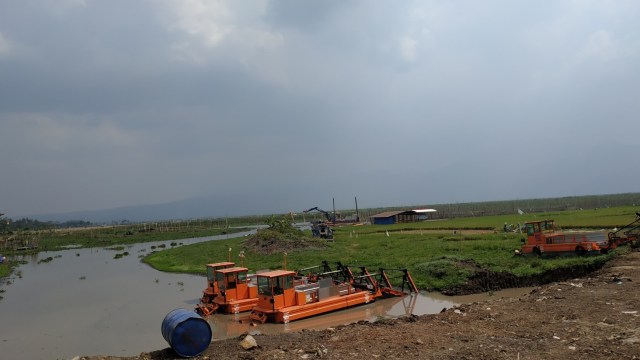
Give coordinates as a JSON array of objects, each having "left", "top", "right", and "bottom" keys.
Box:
[{"left": 250, "top": 265, "right": 418, "bottom": 324}]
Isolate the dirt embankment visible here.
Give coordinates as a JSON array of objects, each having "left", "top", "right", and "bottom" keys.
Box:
[
  {"left": 84, "top": 250, "right": 640, "bottom": 360},
  {"left": 443, "top": 260, "right": 607, "bottom": 295}
]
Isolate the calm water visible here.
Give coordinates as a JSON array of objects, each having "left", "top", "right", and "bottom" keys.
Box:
[{"left": 0, "top": 231, "right": 531, "bottom": 359}]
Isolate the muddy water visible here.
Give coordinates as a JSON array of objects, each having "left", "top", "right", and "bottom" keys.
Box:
[
  {"left": 0, "top": 232, "right": 531, "bottom": 360},
  {"left": 0, "top": 232, "right": 253, "bottom": 360},
  {"left": 205, "top": 287, "right": 532, "bottom": 340}
]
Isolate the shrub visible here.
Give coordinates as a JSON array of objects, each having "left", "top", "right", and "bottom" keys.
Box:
[{"left": 415, "top": 258, "right": 472, "bottom": 290}]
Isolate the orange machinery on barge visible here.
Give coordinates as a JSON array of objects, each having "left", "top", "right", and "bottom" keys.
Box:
[
  {"left": 249, "top": 264, "right": 418, "bottom": 324},
  {"left": 199, "top": 261, "right": 235, "bottom": 306},
  {"left": 197, "top": 260, "right": 344, "bottom": 316},
  {"left": 196, "top": 265, "right": 259, "bottom": 316},
  {"left": 197, "top": 260, "right": 342, "bottom": 317}
]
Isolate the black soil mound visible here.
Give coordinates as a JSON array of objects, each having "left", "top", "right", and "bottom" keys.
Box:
[
  {"left": 243, "top": 229, "right": 329, "bottom": 255},
  {"left": 442, "top": 261, "right": 606, "bottom": 295}
]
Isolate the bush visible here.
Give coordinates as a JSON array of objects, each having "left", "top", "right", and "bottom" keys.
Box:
[
  {"left": 264, "top": 215, "right": 304, "bottom": 236},
  {"left": 415, "top": 258, "right": 472, "bottom": 290}
]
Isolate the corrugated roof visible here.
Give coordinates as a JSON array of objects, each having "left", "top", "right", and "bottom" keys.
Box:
[{"left": 370, "top": 211, "right": 404, "bottom": 218}]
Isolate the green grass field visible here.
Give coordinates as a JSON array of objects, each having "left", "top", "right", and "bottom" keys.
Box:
[
  {"left": 144, "top": 206, "right": 637, "bottom": 291},
  {"left": 359, "top": 206, "right": 640, "bottom": 233}
]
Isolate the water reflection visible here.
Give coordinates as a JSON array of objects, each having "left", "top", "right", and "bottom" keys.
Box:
[{"left": 0, "top": 231, "right": 256, "bottom": 360}]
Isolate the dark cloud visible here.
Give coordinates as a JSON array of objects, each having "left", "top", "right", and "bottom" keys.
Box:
[
  {"left": 0, "top": 1, "right": 639, "bottom": 219},
  {"left": 264, "top": 0, "right": 350, "bottom": 30}
]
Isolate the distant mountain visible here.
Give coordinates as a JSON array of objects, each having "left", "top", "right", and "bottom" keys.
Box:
[
  {"left": 25, "top": 189, "right": 331, "bottom": 223},
  {"left": 21, "top": 191, "right": 640, "bottom": 224}
]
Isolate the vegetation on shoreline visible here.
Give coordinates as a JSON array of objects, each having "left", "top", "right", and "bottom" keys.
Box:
[
  {"left": 144, "top": 206, "right": 636, "bottom": 292},
  {"left": 3, "top": 194, "right": 638, "bottom": 289},
  {"left": 1, "top": 193, "right": 637, "bottom": 253},
  {"left": 0, "top": 224, "right": 247, "bottom": 255},
  {"left": 0, "top": 263, "right": 9, "bottom": 278}
]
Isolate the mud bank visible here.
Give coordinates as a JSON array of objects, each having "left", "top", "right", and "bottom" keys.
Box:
[{"left": 442, "top": 260, "right": 607, "bottom": 295}]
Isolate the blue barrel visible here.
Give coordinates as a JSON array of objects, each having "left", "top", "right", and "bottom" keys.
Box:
[{"left": 161, "top": 309, "right": 212, "bottom": 357}]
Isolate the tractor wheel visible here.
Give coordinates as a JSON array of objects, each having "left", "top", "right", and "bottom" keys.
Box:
[
  {"left": 532, "top": 247, "right": 541, "bottom": 256},
  {"left": 575, "top": 246, "right": 586, "bottom": 256}
]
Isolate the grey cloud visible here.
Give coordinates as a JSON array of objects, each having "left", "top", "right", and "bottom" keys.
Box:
[{"left": 1, "top": 1, "right": 639, "bottom": 219}]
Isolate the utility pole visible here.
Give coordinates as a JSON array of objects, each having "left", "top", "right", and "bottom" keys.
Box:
[{"left": 332, "top": 197, "right": 336, "bottom": 225}]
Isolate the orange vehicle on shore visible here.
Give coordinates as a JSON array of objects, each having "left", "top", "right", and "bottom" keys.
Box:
[
  {"left": 520, "top": 220, "right": 604, "bottom": 256},
  {"left": 197, "top": 266, "right": 258, "bottom": 316},
  {"left": 249, "top": 265, "right": 418, "bottom": 324}
]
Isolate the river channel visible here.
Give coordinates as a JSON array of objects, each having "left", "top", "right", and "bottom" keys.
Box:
[{"left": 0, "top": 231, "right": 531, "bottom": 359}]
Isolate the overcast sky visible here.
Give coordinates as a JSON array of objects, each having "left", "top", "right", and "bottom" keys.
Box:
[{"left": 1, "top": 0, "right": 639, "bottom": 218}]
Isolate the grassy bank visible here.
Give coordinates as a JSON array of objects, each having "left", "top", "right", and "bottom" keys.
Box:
[
  {"left": 0, "top": 225, "right": 248, "bottom": 281},
  {"left": 2, "top": 226, "right": 247, "bottom": 254},
  {"left": 144, "top": 207, "right": 635, "bottom": 291},
  {"left": 0, "top": 263, "right": 9, "bottom": 278}
]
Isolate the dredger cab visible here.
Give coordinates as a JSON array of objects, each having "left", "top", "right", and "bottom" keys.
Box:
[
  {"left": 197, "top": 265, "right": 259, "bottom": 315},
  {"left": 255, "top": 270, "right": 298, "bottom": 311},
  {"left": 213, "top": 267, "right": 257, "bottom": 306},
  {"left": 200, "top": 262, "right": 234, "bottom": 304}
]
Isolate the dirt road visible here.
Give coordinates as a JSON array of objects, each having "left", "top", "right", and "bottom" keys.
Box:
[{"left": 85, "top": 251, "right": 640, "bottom": 360}]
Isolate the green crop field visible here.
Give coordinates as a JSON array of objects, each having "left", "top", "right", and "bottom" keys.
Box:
[{"left": 144, "top": 206, "right": 637, "bottom": 291}]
